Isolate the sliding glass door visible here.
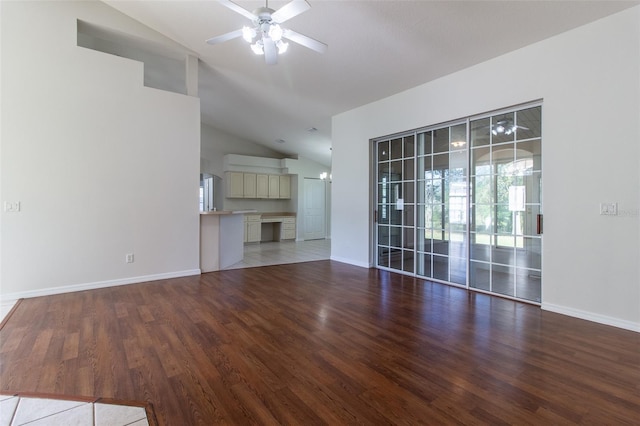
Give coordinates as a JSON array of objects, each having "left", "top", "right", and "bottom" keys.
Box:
[
  {"left": 374, "top": 104, "right": 542, "bottom": 303},
  {"left": 376, "top": 135, "right": 415, "bottom": 273},
  {"left": 468, "top": 106, "right": 542, "bottom": 302},
  {"left": 415, "top": 122, "right": 468, "bottom": 285}
]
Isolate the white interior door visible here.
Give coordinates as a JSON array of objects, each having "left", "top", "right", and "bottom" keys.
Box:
[{"left": 303, "top": 178, "right": 326, "bottom": 240}]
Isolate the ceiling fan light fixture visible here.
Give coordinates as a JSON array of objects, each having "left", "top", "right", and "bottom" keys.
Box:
[
  {"left": 208, "top": 0, "right": 328, "bottom": 64},
  {"left": 492, "top": 121, "right": 519, "bottom": 136},
  {"left": 242, "top": 26, "right": 256, "bottom": 43},
  {"left": 276, "top": 40, "right": 289, "bottom": 54},
  {"left": 251, "top": 41, "right": 264, "bottom": 55},
  {"left": 268, "top": 24, "right": 283, "bottom": 41}
]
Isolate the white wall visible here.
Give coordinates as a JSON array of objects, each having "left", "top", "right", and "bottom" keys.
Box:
[
  {"left": 332, "top": 7, "right": 640, "bottom": 330},
  {"left": 0, "top": 1, "right": 201, "bottom": 301}
]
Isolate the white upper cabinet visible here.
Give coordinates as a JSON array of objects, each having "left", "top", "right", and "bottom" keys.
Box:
[
  {"left": 268, "top": 175, "right": 280, "bottom": 199},
  {"left": 256, "top": 174, "right": 269, "bottom": 198},
  {"left": 243, "top": 173, "right": 257, "bottom": 198},
  {"left": 225, "top": 172, "right": 244, "bottom": 198},
  {"left": 279, "top": 175, "right": 291, "bottom": 199},
  {"left": 226, "top": 171, "right": 291, "bottom": 199}
]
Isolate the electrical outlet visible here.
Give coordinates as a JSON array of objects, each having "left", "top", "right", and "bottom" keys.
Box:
[
  {"left": 600, "top": 202, "right": 618, "bottom": 216},
  {"left": 4, "top": 201, "right": 20, "bottom": 212},
  {"left": 125, "top": 253, "right": 134, "bottom": 263}
]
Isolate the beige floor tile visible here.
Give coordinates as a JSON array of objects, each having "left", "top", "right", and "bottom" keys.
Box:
[
  {"left": 12, "top": 398, "right": 86, "bottom": 425},
  {"left": 225, "top": 239, "right": 330, "bottom": 270},
  {"left": 19, "top": 402, "right": 93, "bottom": 426},
  {"left": 0, "top": 395, "right": 149, "bottom": 426},
  {"left": 94, "top": 403, "right": 147, "bottom": 426},
  {"left": 0, "top": 396, "right": 19, "bottom": 426}
]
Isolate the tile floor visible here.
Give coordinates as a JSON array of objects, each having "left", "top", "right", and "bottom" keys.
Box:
[
  {"left": 224, "top": 238, "right": 331, "bottom": 269},
  {"left": 0, "top": 394, "right": 149, "bottom": 426}
]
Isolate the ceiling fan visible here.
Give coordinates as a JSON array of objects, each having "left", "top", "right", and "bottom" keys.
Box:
[{"left": 206, "top": 0, "right": 327, "bottom": 65}]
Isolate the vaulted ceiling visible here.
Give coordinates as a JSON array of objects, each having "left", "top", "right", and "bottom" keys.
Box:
[{"left": 104, "top": 1, "right": 639, "bottom": 166}]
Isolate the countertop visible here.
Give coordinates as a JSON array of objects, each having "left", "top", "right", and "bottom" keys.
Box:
[
  {"left": 252, "top": 212, "right": 296, "bottom": 217},
  {"left": 200, "top": 210, "right": 257, "bottom": 215}
]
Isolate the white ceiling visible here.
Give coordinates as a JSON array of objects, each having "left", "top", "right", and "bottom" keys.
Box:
[{"left": 104, "top": 0, "right": 639, "bottom": 167}]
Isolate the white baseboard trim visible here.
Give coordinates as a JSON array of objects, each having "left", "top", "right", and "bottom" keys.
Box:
[
  {"left": 542, "top": 303, "right": 640, "bottom": 332},
  {"left": 0, "top": 269, "right": 202, "bottom": 304},
  {"left": 329, "top": 255, "right": 371, "bottom": 269}
]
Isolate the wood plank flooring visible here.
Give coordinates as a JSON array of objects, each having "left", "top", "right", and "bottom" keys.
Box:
[{"left": 1, "top": 260, "right": 639, "bottom": 425}]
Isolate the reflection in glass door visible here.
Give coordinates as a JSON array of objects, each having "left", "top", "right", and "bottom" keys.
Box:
[{"left": 374, "top": 104, "right": 542, "bottom": 303}]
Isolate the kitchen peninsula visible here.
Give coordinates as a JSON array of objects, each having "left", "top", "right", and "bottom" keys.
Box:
[{"left": 200, "top": 210, "right": 252, "bottom": 272}]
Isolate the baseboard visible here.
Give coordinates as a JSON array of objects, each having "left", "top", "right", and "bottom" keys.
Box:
[
  {"left": 329, "top": 255, "right": 371, "bottom": 269},
  {"left": 542, "top": 303, "right": 640, "bottom": 332},
  {"left": 0, "top": 269, "right": 202, "bottom": 304}
]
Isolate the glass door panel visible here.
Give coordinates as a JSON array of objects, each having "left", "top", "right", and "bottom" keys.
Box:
[
  {"left": 469, "top": 105, "right": 542, "bottom": 302},
  {"left": 376, "top": 134, "right": 416, "bottom": 274}
]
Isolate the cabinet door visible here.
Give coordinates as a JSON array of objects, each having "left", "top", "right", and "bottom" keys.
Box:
[
  {"left": 268, "top": 175, "right": 280, "bottom": 199},
  {"left": 243, "top": 173, "right": 257, "bottom": 198},
  {"left": 279, "top": 175, "right": 291, "bottom": 199},
  {"left": 256, "top": 174, "right": 269, "bottom": 198},
  {"left": 226, "top": 172, "right": 244, "bottom": 198},
  {"left": 247, "top": 222, "right": 261, "bottom": 242},
  {"left": 281, "top": 217, "right": 296, "bottom": 240}
]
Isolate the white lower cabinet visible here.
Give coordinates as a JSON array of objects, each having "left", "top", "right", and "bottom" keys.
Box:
[
  {"left": 245, "top": 214, "right": 296, "bottom": 242},
  {"left": 281, "top": 217, "right": 296, "bottom": 240},
  {"left": 244, "top": 214, "right": 261, "bottom": 243}
]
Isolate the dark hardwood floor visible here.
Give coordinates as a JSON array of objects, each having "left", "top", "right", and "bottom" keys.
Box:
[{"left": 1, "top": 260, "right": 639, "bottom": 424}]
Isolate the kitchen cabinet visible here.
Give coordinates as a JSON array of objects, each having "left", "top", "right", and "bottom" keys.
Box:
[
  {"left": 279, "top": 175, "right": 291, "bottom": 199},
  {"left": 256, "top": 174, "right": 269, "bottom": 198},
  {"left": 243, "top": 173, "right": 257, "bottom": 198},
  {"left": 244, "top": 214, "right": 261, "bottom": 243},
  {"left": 226, "top": 172, "right": 291, "bottom": 199},
  {"left": 225, "top": 172, "right": 244, "bottom": 198},
  {"left": 268, "top": 175, "right": 280, "bottom": 199},
  {"left": 281, "top": 217, "right": 296, "bottom": 240}
]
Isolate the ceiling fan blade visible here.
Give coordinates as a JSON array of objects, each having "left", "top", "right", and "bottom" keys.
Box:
[
  {"left": 263, "top": 38, "right": 278, "bottom": 65},
  {"left": 218, "top": 0, "right": 258, "bottom": 21},
  {"left": 271, "top": 0, "right": 311, "bottom": 23},
  {"left": 283, "top": 29, "right": 327, "bottom": 54},
  {"left": 206, "top": 28, "right": 244, "bottom": 45}
]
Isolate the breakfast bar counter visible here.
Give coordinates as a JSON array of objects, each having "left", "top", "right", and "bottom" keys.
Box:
[{"left": 200, "top": 210, "right": 254, "bottom": 272}]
